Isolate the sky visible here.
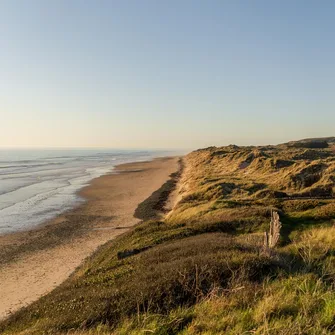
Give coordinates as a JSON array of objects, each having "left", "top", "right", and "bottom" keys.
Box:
[{"left": 1, "top": 1, "right": 335, "bottom": 149}]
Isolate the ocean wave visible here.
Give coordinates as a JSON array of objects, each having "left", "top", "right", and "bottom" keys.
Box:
[{"left": 0, "top": 149, "right": 167, "bottom": 234}]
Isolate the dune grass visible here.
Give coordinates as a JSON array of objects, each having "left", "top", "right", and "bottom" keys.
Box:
[{"left": 1, "top": 142, "right": 335, "bottom": 335}]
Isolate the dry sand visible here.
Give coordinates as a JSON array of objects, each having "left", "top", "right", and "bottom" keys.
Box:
[{"left": 0, "top": 157, "right": 179, "bottom": 320}]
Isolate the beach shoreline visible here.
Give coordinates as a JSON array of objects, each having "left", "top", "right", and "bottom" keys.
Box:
[{"left": 0, "top": 156, "right": 180, "bottom": 320}]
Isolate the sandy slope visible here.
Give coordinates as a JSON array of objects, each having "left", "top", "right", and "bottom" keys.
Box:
[{"left": 0, "top": 157, "right": 179, "bottom": 320}]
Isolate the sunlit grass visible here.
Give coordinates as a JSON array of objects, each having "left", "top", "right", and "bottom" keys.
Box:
[{"left": 1, "top": 143, "right": 335, "bottom": 334}]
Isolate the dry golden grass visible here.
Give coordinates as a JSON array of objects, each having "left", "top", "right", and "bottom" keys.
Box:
[{"left": 1, "top": 141, "right": 335, "bottom": 335}]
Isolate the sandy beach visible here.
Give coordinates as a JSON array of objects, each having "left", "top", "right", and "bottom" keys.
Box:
[{"left": 0, "top": 157, "right": 179, "bottom": 320}]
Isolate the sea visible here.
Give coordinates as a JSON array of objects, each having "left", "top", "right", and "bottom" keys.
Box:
[{"left": 0, "top": 149, "right": 174, "bottom": 235}]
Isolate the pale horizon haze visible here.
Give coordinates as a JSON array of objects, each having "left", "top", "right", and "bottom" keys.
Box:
[{"left": 1, "top": 1, "right": 335, "bottom": 149}]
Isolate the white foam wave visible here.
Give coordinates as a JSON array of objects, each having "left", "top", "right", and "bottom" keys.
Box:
[{"left": 0, "top": 149, "right": 169, "bottom": 234}]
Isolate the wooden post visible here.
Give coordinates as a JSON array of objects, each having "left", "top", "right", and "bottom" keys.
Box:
[
  {"left": 263, "top": 210, "right": 281, "bottom": 252},
  {"left": 264, "top": 231, "right": 269, "bottom": 251}
]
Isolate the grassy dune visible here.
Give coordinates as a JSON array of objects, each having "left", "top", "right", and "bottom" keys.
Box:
[{"left": 1, "top": 139, "right": 335, "bottom": 335}]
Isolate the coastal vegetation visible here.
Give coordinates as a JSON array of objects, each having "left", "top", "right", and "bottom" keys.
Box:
[{"left": 1, "top": 138, "right": 335, "bottom": 335}]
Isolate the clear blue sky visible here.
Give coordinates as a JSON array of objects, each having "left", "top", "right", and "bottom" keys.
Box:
[{"left": 1, "top": 1, "right": 334, "bottom": 149}]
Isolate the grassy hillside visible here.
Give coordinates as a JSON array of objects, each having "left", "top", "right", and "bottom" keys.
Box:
[{"left": 1, "top": 141, "right": 335, "bottom": 335}]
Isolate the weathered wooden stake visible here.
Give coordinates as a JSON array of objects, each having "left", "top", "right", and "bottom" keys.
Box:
[{"left": 264, "top": 210, "right": 281, "bottom": 252}]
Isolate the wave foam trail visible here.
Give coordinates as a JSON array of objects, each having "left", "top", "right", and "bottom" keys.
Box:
[{"left": 0, "top": 149, "right": 169, "bottom": 234}]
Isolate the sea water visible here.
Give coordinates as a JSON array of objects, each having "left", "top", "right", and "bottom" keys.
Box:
[{"left": 0, "top": 149, "right": 172, "bottom": 234}]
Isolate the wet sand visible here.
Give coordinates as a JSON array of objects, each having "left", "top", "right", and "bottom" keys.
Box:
[{"left": 0, "top": 157, "right": 179, "bottom": 320}]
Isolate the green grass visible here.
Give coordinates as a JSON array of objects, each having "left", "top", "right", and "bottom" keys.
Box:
[{"left": 1, "top": 143, "right": 335, "bottom": 335}]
